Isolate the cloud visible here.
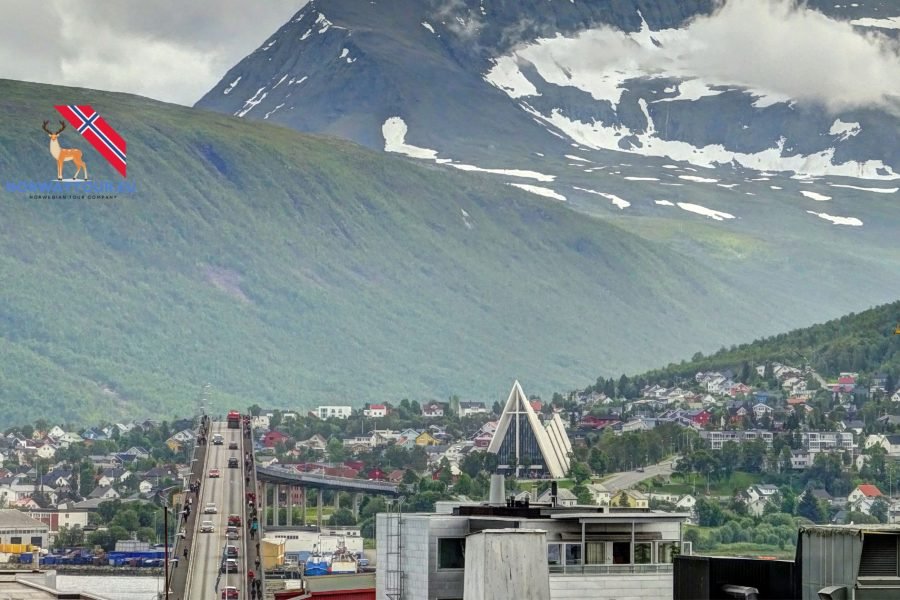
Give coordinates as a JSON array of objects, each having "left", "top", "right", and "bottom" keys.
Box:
[
  {"left": 0, "top": 0, "right": 305, "bottom": 105},
  {"left": 433, "top": 0, "right": 482, "bottom": 40},
  {"left": 511, "top": 0, "right": 900, "bottom": 114}
]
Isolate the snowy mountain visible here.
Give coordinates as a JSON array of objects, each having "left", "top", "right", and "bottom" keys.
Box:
[
  {"left": 197, "top": 0, "right": 900, "bottom": 181},
  {"left": 194, "top": 0, "right": 900, "bottom": 354}
]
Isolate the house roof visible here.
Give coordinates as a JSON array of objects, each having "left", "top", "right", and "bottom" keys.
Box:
[
  {"left": 857, "top": 484, "right": 883, "bottom": 497},
  {"left": 369, "top": 404, "right": 386, "bottom": 410},
  {"left": 0, "top": 509, "right": 49, "bottom": 530}
]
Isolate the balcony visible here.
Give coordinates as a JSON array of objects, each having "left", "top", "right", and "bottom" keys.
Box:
[{"left": 550, "top": 563, "right": 674, "bottom": 575}]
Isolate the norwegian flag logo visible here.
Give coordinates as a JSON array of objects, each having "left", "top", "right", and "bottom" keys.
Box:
[{"left": 55, "top": 105, "right": 127, "bottom": 178}]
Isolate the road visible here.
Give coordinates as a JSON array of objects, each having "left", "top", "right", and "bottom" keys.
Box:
[
  {"left": 602, "top": 457, "right": 677, "bottom": 492},
  {"left": 184, "top": 421, "right": 248, "bottom": 600}
]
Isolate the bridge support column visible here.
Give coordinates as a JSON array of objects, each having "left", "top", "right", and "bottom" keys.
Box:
[
  {"left": 352, "top": 493, "right": 361, "bottom": 519},
  {"left": 301, "top": 487, "right": 306, "bottom": 526},
  {"left": 334, "top": 491, "right": 340, "bottom": 511},
  {"left": 287, "top": 486, "right": 293, "bottom": 526},
  {"left": 274, "top": 485, "right": 280, "bottom": 527},
  {"left": 317, "top": 488, "right": 323, "bottom": 531}
]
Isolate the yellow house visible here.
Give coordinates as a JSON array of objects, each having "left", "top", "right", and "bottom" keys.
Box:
[
  {"left": 165, "top": 438, "right": 182, "bottom": 453},
  {"left": 415, "top": 431, "right": 438, "bottom": 446},
  {"left": 610, "top": 489, "right": 649, "bottom": 509}
]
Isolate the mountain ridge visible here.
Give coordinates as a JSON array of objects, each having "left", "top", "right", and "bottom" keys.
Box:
[{"left": 3, "top": 78, "right": 862, "bottom": 425}]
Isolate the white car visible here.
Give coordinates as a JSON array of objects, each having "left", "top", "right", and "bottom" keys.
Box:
[
  {"left": 204, "top": 503, "right": 217, "bottom": 514},
  {"left": 200, "top": 521, "right": 215, "bottom": 533}
]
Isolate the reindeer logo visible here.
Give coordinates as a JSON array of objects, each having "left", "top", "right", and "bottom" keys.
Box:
[{"left": 42, "top": 120, "right": 88, "bottom": 181}]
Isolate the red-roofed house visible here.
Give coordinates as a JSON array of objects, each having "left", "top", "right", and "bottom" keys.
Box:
[
  {"left": 848, "top": 484, "right": 884, "bottom": 515},
  {"left": 262, "top": 430, "right": 289, "bottom": 448},
  {"left": 690, "top": 410, "right": 712, "bottom": 427},
  {"left": 422, "top": 403, "right": 444, "bottom": 418},
  {"left": 364, "top": 404, "right": 388, "bottom": 418},
  {"left": 530, "top": 400, "right": 543, "bottom": 412}
]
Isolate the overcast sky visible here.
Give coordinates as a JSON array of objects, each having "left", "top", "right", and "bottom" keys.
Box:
[{"left": 0, "top": 0, "right": 306, "bottom": 106}]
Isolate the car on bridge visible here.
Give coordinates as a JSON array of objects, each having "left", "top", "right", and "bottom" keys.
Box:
[
  {"left": 228, "top": 457, "right": 239, "bottom": 468},
  {"left": 225, "top": 545, "right": 239, "bottom": 558},
  {"left": 220, "top": 558, "right": 239, "bottom": 573},
  {"left": 209, "top": 468, "right": 220, "bottom": 478},
  {"left": 213, "top": 434, "right": 224, "bottom": 445},
  {"left": 204, "top": 503, "right": 217, "bottom": 514},
  {"left": 221, "top": 586, "right": 239, "bottom": 599},
  {"left": 200, "top": 521, "right": 215, "bottom": 533},
  {"left": 226, "top": 526, "right": 240, "bottom": 540},
  {"left": 228, "top": 514, "right": 242, "bottom": 527},
  {"left": 229, "top": 441, "right": 238, "bottom": 450}
]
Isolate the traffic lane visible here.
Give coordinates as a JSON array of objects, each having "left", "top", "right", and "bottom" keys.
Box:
[{"left": 196, "top": 423, "right": 228, "bottom": 600}]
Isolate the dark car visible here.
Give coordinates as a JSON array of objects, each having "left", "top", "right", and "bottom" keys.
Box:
[
  {"left": 220, "top": 558, "right": 239, "bottom": 573},
  {"left": 225, "top": 544, "right": 239, "bottom": 558},
  {"left": 228, "top": 441, "right": 238, "bottom": 450},
  {"left": 228, "top": 457, "right": 239, "bottom": 468}
]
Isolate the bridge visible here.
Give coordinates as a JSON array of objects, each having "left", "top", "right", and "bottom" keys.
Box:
[
  {"left": 181, "top": 420, "right": 262, "bottom": 600},
  {"left": 255, "top": 466, "right": 401, "bottom": 496}
]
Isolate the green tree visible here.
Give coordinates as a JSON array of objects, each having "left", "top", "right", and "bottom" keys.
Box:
[
  {"left": 872, "top": 498, "right": 889, "bottom": 524},
  {"left": 326, "top": 437, "right": 346, "bottom": 463},
  {"left": 797, "top": 491, "right": 823, "bottom": 523},
  {"left": 568, "top": 461, "right": 591, "bottom": 484},
  {"left": 572, "top": 484, "right": 594, "bottom": 505},
  {"left": 328, "top": 508, "right": 357, "bottom": 526},
  {"left": 696, "top": 498, "right": 725, "bottom": 527}
]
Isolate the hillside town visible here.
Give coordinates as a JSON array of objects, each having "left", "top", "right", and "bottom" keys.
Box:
[{"left": 0, "top": 361, "right": 898, "bottom": 556}]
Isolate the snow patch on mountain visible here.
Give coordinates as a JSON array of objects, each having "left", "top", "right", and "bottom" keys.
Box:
[
  {"left": 235, "top": 87, "right": 267, "bottom": 118},
  {"left": 573, "top": 186, "right": 630, "bottom": 209},
  {"left": 382, "top": 117, "right": 556, "bottom": 182},
  {"left": 509, "top": 183, "right": 566, "bottom": 201},
  {"left": 829, "top": 119, "right": 861, "bottom": 140},
  {"left": 680, "top": 175, "right": 718, "bottom": 183},
  {"left": 828, "top": 184, "right": 898, "bottom": 193},
  {"left": 383, "top": 117, "right": 441, "bottom": 160},
  {"left": 807, "top": 211, "right": 863, "bottom": 226},
  {"left": 677, "top": 203, "right": 736, "bottom": 221},
  {"left": 800, "top": 190, "right": 832, "bottom": 201},
  {"left": 422, "top": 22, "right": 435, "bottom": 34},
  {"left": 223, "top": 76, "right": 241, "bottom": 95}
]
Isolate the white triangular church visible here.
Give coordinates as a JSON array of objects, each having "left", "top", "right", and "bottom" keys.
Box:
[{"left": 487, "top": 381, "right": 573, "bottom": 479}]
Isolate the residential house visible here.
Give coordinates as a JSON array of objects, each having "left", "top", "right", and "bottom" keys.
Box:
[
  {"left": 316, "top": 405, "right": 353, "bottom": 420},
  {"left": 586, "top": 483, "right": 611, "bottom": 506},
  {"left": 87, "top": 486, "right": 120, "bottom": 501},
  {"left": 47, "top": 426, "right": 66, "bottom": 439},
  {"left": 700, "top": 429, "right": 773, "bottom": 450},
  {"left": 742, "top": 484, "right": 779, "bottom": 517},
  {"left": 415, "top": 432, "right": 439, "bottom": 447},
  {"left": 262, "top": 430, "right": 289, "bottom": 448},
  {"left": 458, "top": 401, "right": 488, "bottom": 418},
  {"left": 610, "top": 489, "right": 649, "bottom": 509},
  {"left": 296, "top": 434, "right": 328, "bottom": 453},
  {"left": 752, "top": 403, "right": 774, "bottom": 420},
  {"left": 123, "top": 446, "right": 151, "bottom": 460},
  {"left": 80, "top": 428, "right": 107, "bottom": 441},
  {"left": 97, "top": 468, "right": 130, "bottom": 487},
  {"left": 138, "top": 479, "right": 155, "bottom": 494},
  {"left": 537, "top": 487, "right": 578, "bottom": 507},
  {"left": 802, "top": 431, "right": 855, "bottom": 453},
  {"left": 363, "top": 404, "right": 388, "bottom": 418},
  {"left": 791, "top": 450, "right": 812, "bottom": 470},
  {"left": 848, "top": 484, "right": 883, "bottom": 515},
  {"left": 421, "top": 403, "right": 445, "bottom": 418}
]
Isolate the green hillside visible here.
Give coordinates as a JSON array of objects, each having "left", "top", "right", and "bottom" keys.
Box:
[
  {"left": 628, "top": 299, "right": 900, "bottom": 386},
  {"left": 0, "top": 79, "right": 894, "bottom": 425}
]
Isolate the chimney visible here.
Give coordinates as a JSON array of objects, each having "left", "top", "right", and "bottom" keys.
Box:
[{"left": 489, "top": 474, "right": 505, "bottom": 505}]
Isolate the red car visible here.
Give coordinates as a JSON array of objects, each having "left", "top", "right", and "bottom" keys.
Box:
[
  {"left": 221, "top": 586, "right": 239, "bottom": 599},
  {"left": 208, "top": 468, "right": 220, "bottom": 478},
  {"left": 228, "top": 514, "right": 242, "bottom": 527}
]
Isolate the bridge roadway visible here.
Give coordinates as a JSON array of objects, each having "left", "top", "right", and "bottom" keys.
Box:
[
  {"left": 255, "top": 465, "right": 401, "bottom": 496},
  {"left": 184, "top": 422, "right": 249, "bottom": 600}
]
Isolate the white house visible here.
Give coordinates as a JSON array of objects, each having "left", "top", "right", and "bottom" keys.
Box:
[
  {"left": 251, "top": 415, "right": 270, "bottom": 430},
  {"left": 848, "top": 484, "right": 883, "bottom": 515},
  {"left": 316, "top": 406, "right": 353, "bottom": 420},
  {"left": 752, "top": 403, "right": 774, "bottom": 420},
  {"left": 47, "top": 426, "right": 66, "bottom": 439},
  {"left": 459, "top": 402, "right": 488, "bottom": 418},
  {"left": 422, "top": 403, "right": 445, "bottom": 418},
  {"left": 363, "top": 404, "right": 388, "bottom": 418}
]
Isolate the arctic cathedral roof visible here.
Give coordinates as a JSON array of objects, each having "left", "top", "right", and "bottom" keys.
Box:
[{"left": 487, "top": 381, "right": 572, "bottom": 479}]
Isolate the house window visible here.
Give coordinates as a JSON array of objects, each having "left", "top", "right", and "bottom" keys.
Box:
[
  {"left": 585, "top": 541, "right": 606, "bottom": 565},
  {"left": 658, "top": 542, "right": 678, "bottom": 563},
  {"left": 564, "top": 543, "right": 582, "bottom": 566},
  {"left": 547, "top": 543, "right": 561, "bottom": 565},
  {"left": 635, "top": 543, "right": 652, "bottom": 564},
  {"left": 612, "top": 542, "right": 630, "bottom": 564},
  {"left": 438, "top": 538, "right": 465, "bottom": 569}
]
